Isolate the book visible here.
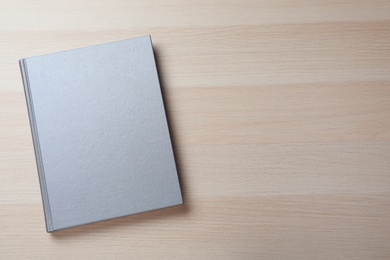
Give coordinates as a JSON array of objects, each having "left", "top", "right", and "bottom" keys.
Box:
[{"left": 19, "top": 36, "right": 183, "bottom": 232}]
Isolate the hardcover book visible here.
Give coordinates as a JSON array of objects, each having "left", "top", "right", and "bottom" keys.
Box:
[{"left": 19, "top": 36, "right": 183, "bottom": 232}]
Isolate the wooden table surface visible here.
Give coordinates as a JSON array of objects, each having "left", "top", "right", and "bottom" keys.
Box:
[{"left": 1, "top": 1, "right": 390, "bottom": 259}]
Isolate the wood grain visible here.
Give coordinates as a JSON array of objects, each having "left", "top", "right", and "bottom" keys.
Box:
[{"left": 1, "top": 0, "right": 390, "bottom": 259}]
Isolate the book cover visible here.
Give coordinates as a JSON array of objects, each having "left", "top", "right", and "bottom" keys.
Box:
[{"left": 19, "top": 36, "right": 183, "bottom": 232}]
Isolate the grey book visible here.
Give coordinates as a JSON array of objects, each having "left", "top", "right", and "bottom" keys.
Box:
[{"left": 19, "top": 36, "right": 183, "bottom": 232}]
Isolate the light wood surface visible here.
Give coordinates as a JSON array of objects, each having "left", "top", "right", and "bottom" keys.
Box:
[{"left": 1, "top": 1, "right": 390, "bottom": 259}]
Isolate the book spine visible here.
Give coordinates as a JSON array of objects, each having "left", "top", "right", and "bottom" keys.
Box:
[{"left": 19, "top": 59, "right": 53, "bottom": 232}]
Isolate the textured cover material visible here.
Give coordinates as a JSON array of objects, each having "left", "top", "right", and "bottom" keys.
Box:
[{"left": 19, "top": 36, "right": 183, "bottom": 232}]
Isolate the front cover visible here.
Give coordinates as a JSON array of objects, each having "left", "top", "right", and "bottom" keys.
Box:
[{"left": 20, "top": 36, "right": 182, "bottom": 232}]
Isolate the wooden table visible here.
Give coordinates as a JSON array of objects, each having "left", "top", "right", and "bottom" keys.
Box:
[{"left": 1, "top": 1, "right": 390, "bottom": 259}]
